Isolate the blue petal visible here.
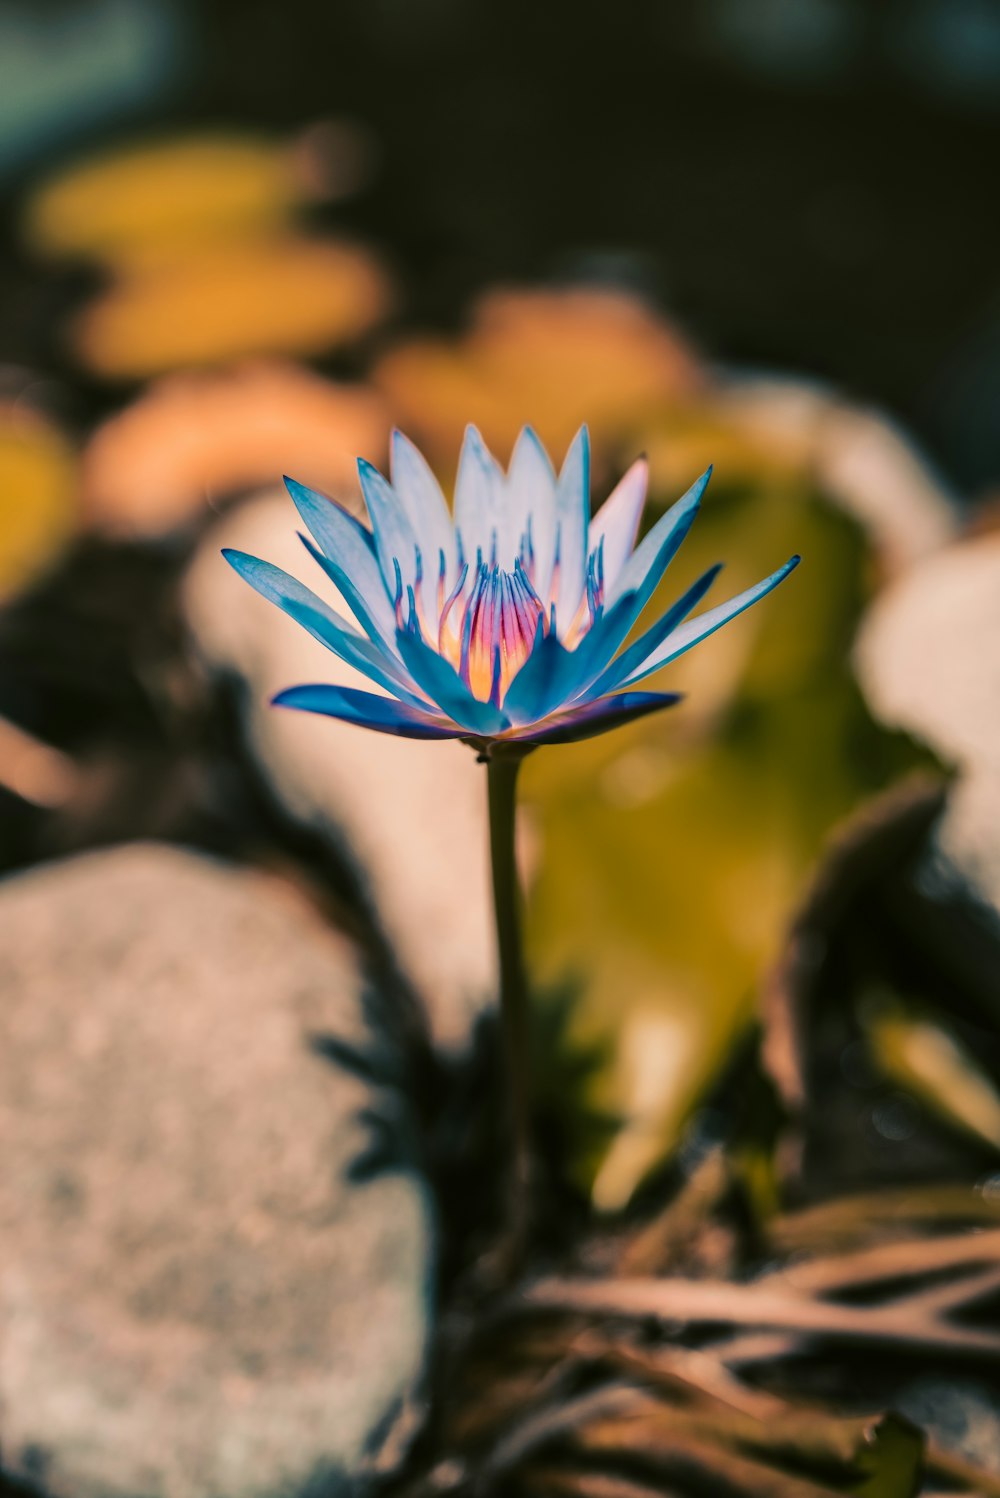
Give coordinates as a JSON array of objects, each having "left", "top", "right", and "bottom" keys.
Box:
[
  {"left": 496, "top": 478, "right": 708, "bottom": 729},
  {"left": 508, "top": 690, "right": 682, "bottom": 746},
  {"left": 586, "top": 563, "right": 724, "bottom": 699},
  {"left": 608, "top": 467, "right": 712, "bottom": 608},
  {"left": 357, "top": 457, "right": 421, "bottom": 597},
  {"left": 299, "top": 534, "right": 401, "bottom": 656},
  {"left": 551, "top": 425, "right": 590, "bottom": 629},
  {"left": 454, "top": 425, "right": 504, "bottom": 566},
  {"left": 557, "top": 587, "right": 651, "bottom": 697},
  {"left": 619, "top": 555, "right": 802, "bottom": 687},
  {"left": 272, "top": 684, "right": 462, "bottom": 739},
  {"left": 502, "top": 584, "right": 644, "bottom": 724},
  {"left": 394, "top": 623, "right": 510, "bottom": 735},
  {"left": 501, "top": 625, "right": 577, "bottom": 724},
  {"left": 284, "top": 477, "right": 396, "bottom": 642},
  {"left": 222, "top": 550, "right": 425, "bottom": 705}
]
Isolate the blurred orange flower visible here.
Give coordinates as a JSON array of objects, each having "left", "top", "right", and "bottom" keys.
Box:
[
  {"left": 82, "top": 363, "right": 386, "bottom": 537},
  {"left": 374, "top": 286, "right": 703, "bottom": 466}
]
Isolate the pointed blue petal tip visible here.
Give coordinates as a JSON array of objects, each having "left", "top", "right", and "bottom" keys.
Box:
[{"left": 222, "top": 546, "right": 253, "bottom": 576}]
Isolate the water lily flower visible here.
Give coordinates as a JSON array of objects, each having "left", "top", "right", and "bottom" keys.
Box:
[
  {"left": 223, "top": 426, "right": 798, "bottom": 755},
  {"left": 225, "top": 424, "right": 800, "bottom": 1255}
]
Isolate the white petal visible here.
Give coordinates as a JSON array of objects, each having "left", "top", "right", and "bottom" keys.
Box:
[
  {"left": 551, "top": 426, "right": 590, "bottom": 628},
  {"left": 357, "top": 458, "right": 420, "bottom": 599},
  {"left": 454, "top": 425, "right": 504, "bottom": 567},
  {"left": 390, "top": 430, "right": 456, "bottom": 612},
  {"left": 503, "top": 425, "right": 556, "bottom": 566},
  {"left": 589, "top": 458, "right": 648, "bottom": 591}
]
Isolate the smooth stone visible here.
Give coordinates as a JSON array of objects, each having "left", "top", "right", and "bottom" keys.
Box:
[
  {"left": 897, "top": 1377, "right": 1000, "bottom": 1473},
  {"left": 183, "top": 490, "right": 498, "bottom": 1051},
  {"left": 712, "top": 377, "right": 957, "bottom": 574},
  {"left": 0, "top": 843, "right": 432, "bottom": 1498},
  {"left": 855, "top": 530, "right": 1000, "bottom": 918}
]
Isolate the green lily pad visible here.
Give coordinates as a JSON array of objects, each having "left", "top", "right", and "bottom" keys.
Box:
[
  {"left": 864, "top": 989, "right": 1000, "bottom": 1152},
  {"left": 522, "top": 475, "right": 935, "bottom": 1205},
  {"left": 851, "top": 1414, "right": 924, "bottom": 1498}
]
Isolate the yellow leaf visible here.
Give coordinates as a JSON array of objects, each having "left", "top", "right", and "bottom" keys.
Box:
[
  {"left": 867, "top": 996, "right": 1000, "bottom": 1152},
  {"left": 70, "top": 237, "right": 391, "bottom": 378},
  {"left": 23, "top": 131, "right": 361, "bottom": 266},
  {"left": 0, "top": 408, "right": 77, "bottom": 600}
]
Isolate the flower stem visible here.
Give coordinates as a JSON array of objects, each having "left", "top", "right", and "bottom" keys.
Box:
[{"left": 486, "top": 752, "right": 532, "bottom": 1252}]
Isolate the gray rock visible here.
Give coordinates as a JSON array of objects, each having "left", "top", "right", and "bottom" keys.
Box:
[
  {"left": 0, "top": 844, "right": 432, "bottom": 1498},
  {"left": 183, "top": 490, "right": 498, "bottom": 1052},
  {"left": 713, "top": 377, "right": 956, "bottom": 574},
  {"left": 897, "top": 1377, "right": 1000, "bottom": 1473},
  {"left": 855, "top": 530, "right": 1000, "bottom": 921}
]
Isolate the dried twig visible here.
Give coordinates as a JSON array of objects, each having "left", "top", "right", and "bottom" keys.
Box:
[
  {"left": 925, "top": 1440, "right": 1000, "bottom": 1498},
  {"left": 579, "top": 1400, "right": 867, "bottom": 1498},
  {"left": 769, "top": 1186, "right": 1000, "bottom": 1254},
  {"left": 575, "top": 1335, "right": 785, "bottom": 1421},
  {"left": 760, "top": 1227, "right": 1000, "bottom": 1297},
  {"left": 525, "top": 1468, "right": 684, "bottom": 1498},
  {"left": 0, "top": 714, "right": 82, "bottom": 807},
  {"left": 518, "top": 1273, "right": 1000, "bottom": 1356},
  {"left": 480, "top": 1384, "right": 640, "bottom": 1481}
]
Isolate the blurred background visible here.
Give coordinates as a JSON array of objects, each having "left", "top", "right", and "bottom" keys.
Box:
[
  {"left": 1, "top": 4, "right": 1000, "bottom": 1496},
  {"left": 3, "top": 0, "right": 1000, "bottom": 480}
]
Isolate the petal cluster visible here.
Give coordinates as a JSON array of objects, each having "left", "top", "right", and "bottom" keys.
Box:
[{"left": 224, "top": 426, "right": 799, "bottom": 750}]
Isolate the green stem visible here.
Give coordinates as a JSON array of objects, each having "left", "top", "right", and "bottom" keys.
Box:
[{"left": 486, "top": 753, "right": 532, "bottom": 1246}]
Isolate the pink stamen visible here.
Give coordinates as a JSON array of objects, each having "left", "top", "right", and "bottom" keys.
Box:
[{"left": 392, "top": 520, "right": 594, "bottom": 702}]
